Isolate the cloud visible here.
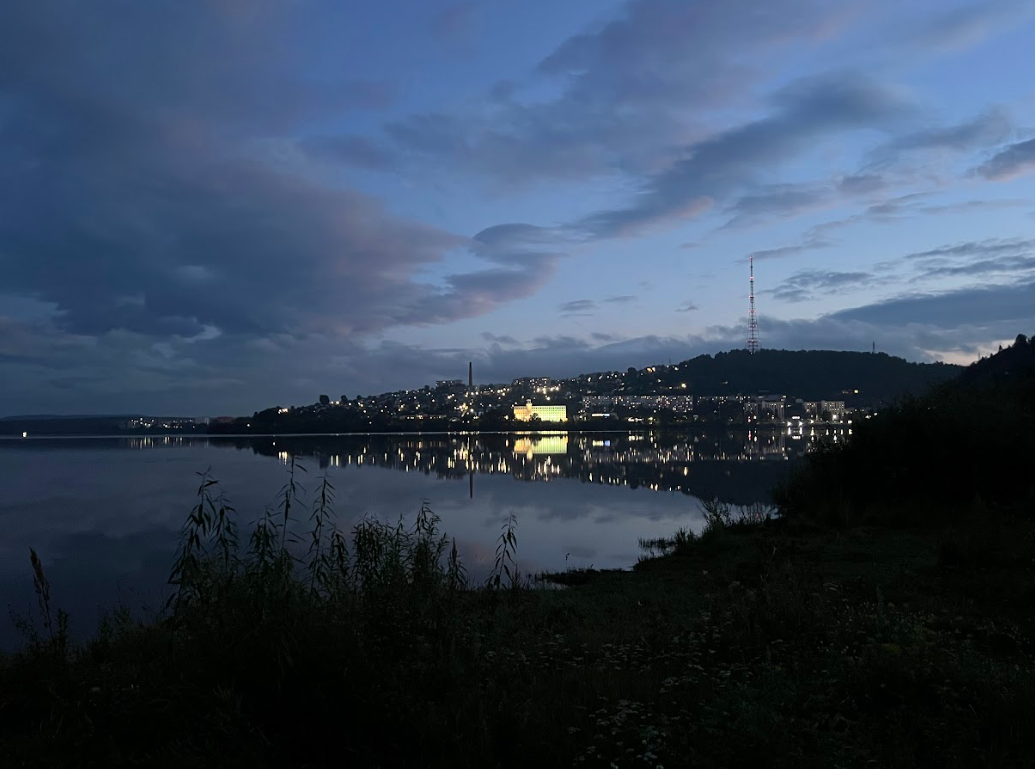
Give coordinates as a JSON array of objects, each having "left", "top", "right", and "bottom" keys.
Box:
[
  {"left": 300, "top": 134, "right": 396, "bottom": 171},
  {"left": 558, "top": 299, "right": 597, "bottom": 316},
  {"left": 915, "top": 256, "right": 1035, "bottom": 279},
  {"left": 574, "top": 73, "right": 913, "bottom": 238},
  {"left": 714, "top": 105, "right": 1018, "bottom": 235},
  {"left": 7, "top": 276, "right": 1035, "bottom": 415},
  {"left": 676, "top": 301, "right": 699, "bottom": 313},
  {"left": 832, "top": 279, "right": 1035, "bottom": 328},
  {"left": 604, "top": 295, "right": 637, "bottom": 304},
  {"left": 749, "top": 197, "right": 1029, "bottom": 264},
  {"left": 897, "top": 0, "right": 1035, "bottom": 55},
  {"left": 384, "top": 0, "right": 865, "bottom": 186},
  {"left": 973, "top": 137, "right": 1035, "bottom": 180},
  {"left": 481, "top": 332, "right": 519, "bottom": 346},
  {"left": 899, "top": 238, "right": 1035, "bottom": 283},
  {"left": 748, "top": 236, "right": 834, "bottom": 261},
  {"left": 868, "top": 109, "right": 1012, "bottom": 166},
  {"left": 0, "top": 1, "right": 592, "bottom": 414},
  {"left": 723, "top": 182, "right": 832, "bottom": 228},
  {"left": 769, "top": 269, "right": 880, "bottom": 303},
  {"left": 0, "top": 3, "right": 577, "bottom": 349},
  {"left": 377, "top": 279, "right": 1035, "bottom": 380},
  {"left": 904, "top": 237, "right": 1035, "bottom": 260},
  {"left": 836, "top": 173, "right": 887, "bottom": 194}
]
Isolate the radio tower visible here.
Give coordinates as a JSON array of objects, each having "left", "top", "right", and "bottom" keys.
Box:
[{"left": 747, "top": 256, "right": 760, "bottom": 354}]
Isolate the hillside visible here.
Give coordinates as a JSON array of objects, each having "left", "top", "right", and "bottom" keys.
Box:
[
  {"left": 620, "top": 349, "right": 962, "bottom": 405},
  {"left": 956, "top": 333, "right": 1035, "bottom": 389}
]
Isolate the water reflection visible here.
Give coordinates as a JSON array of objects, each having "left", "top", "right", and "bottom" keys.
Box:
[
  {"left": 0, "top": 428, "right": 833, "bottom": 649},
  {"left": 194, "top": 427, "right": 846, "bottom": 504}
]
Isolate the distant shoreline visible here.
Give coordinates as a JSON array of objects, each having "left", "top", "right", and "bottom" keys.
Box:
[{"left": 0, "top": 424, "right": 843, "bottom": 441}]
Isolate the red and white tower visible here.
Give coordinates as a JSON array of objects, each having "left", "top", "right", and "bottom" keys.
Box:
[{"left": 747, "top": 256, "right": 760, "bottom": 354}]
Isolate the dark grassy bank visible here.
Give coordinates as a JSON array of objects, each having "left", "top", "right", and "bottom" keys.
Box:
[{"left": 3, "top": 342, "right": 1034, "bottom": 768}]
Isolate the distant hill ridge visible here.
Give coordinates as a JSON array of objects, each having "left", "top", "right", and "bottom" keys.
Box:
[
  {"left": 955, "top": 334, "right": 1035, "bottom": 388},
  {"left": 0, "top": 414, "right": 142, "bottom": 422},
  {"left": 616, "top": 348, "right": 961, "bottom": 405}
]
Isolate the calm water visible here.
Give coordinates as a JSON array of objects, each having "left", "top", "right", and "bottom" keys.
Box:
[{"left": 0, "top": 427, "right": 845, "bottom": 649}]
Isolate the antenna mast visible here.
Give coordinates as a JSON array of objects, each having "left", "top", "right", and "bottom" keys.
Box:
[{"left": 747, "top": 256, "right": 760, "bottom": 354}]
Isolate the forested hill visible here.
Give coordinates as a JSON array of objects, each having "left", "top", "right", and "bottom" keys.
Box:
[
  {"left": 622, "top": 349, "right": 962, "bottom": 405},
  {"left": 955, "top": 334, "right": 1035, "bottom": 389}
]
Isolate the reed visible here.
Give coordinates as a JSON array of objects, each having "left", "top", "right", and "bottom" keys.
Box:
[{"left": 5, "top": 463, "right": 1035, "bottom": 768}]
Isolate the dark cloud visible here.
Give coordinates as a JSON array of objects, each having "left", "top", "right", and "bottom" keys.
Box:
[
  {"left": 7, "top": 277, "right": 1035, "bottom": 415},
  {"left": 481, "top": 332, "right": 519, "bottom": 346},
  {"left": 837, "top": 173, "right": 887, "bottom": 194},
  {"left": 974, "top": 137, "right": 1035, "bottom": 180},
  {"left": 676, "top": 301, "right": 699, "bottom": 313},
  {"left": 750, "top": 197, "right": 1029, "bottom": 264},
  {"left": 868, "top": 109, "right": 1011, "bottom": 165},
  {"left": 575, "top": 73, "right": 912, "bottom": 238},
  {"left": 914, "top": 256, "right": 1035, "bottom": 279},
  {"left": 832, "top": 280, "right": 1035, "bottom": 328},
  {"left": 900, "top": 238, "right": 1035, "bottom": 283},
  {"left": 370, "top": 279, "right": 1035, "bottom": 381},
  {"left": 904, "top": 238, "right": 1035, "bottom": 260},
  {"left": 0, "top": 2, "right": 587, "bottom": 415},
  {"left": 748, "top": 236, "right": 833, "bottom": 261},
  {"left": 719, "top": 105, "right": 1018, "bottom": 238},
  {"left": 604, "top": 295, "right": 637, "bottom": 304},
  {"left": 723, "top": 183, "right": 831, "bottom": 227},
  {"left": 384, "top": 0, "right": 864, "bottom": 186},
  {"left": 559, "top": 300, "right": 597, "bottom": 316},
  {"left": 0, "top": 5, "right": 571, "bottom": 349},
  {"left": 769, "top": 269, "right": 879, "bottom": 303}
]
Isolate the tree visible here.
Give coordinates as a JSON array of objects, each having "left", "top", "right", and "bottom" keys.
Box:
[
  {"left": 340, "top": 395, "right": 349, "bottom": 404},
  {"left": 319, "top": 394, "right": 330, "bottom": 406}
]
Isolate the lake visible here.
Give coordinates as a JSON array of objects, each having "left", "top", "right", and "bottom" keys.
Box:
[{"left": 0, "top": 426, "right": 846, "bottom": 649}]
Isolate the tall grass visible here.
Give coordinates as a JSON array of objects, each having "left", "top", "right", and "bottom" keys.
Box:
[
  {"left": 638, "top": 498, "right": 775, "bottom": 557},
  {"left": 6, "top": 460, "right": 1035, "bottom": 768}
]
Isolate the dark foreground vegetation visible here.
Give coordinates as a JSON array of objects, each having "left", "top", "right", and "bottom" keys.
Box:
[{"left": 2, "top": 339, "right": 1034, "bottom": 768}]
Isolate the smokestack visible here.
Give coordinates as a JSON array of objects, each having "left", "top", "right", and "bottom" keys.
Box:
[{"left": 468, "top": 361, "right": 473, "bottom": 389}]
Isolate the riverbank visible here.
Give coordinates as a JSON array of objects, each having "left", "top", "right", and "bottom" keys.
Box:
[
  {"left": 3, "top": 502, "right": 1034, "bottom": 768},
  {"left": 6, "top": 338, "right": 1032, "bottom": 767}
]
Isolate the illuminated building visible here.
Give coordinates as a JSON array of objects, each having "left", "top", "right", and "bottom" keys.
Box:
[
  {"left": 513, "top": 434, "right": 569, "bottom": 457},
  {"left": 819, "top": 400, "right": 846, "bottom": 421},
  {"left": 512, "top": 401, "right": 567, "bottom": 422}
]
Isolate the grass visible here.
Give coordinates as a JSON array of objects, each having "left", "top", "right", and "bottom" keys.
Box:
[{"left": 3, "top": 459, "right": 1035, "bottom": 766}]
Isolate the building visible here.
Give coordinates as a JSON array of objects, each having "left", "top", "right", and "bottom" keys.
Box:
[
  {"left": 513, "top": 401, "right": 567, "bottom": 422},
  {"left": 512, "top": 377, "right": 552, "bottom": 388},
  {"left": 819, "top": 400, "right": 846, "bottom": 421},
  {"left": 744, "top": 395, "right": 785, "bottom": 424}
]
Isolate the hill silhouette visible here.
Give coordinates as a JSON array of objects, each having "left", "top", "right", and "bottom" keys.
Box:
[
  {"left": 623, "top": 349, "right": 961, "bottom": 405},
  {"left": 956, "top": 333, "right": 1035, "bottom": 389},
  {"left": 776, "top": 334, "right": 1035, "bottom": 526}
]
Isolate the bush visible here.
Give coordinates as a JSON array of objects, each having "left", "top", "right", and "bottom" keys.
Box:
[{"left": 774, "top": 381, "right": 1035, "bottom": 527}]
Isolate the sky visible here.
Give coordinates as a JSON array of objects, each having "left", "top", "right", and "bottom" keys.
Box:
[{"left": 2, "top": 0, "right": 1035, "bottom": 416}]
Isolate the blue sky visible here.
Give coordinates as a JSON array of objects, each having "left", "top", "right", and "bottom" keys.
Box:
[{"left": 2, "top": 0, "right": 1035, "bottom": 415}]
